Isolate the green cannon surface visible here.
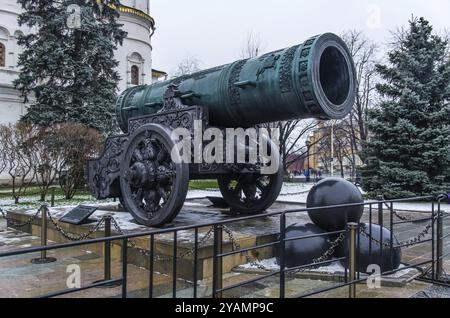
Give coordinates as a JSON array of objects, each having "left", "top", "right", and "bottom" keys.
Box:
[
  {"left": 116, "top": 33, "right": 356, "bottom": 131},
  {"left": 88, "top": 33, "right": 357, "bottom": 227}
]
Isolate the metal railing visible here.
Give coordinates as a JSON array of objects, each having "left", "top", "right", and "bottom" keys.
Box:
[{"left": 0, "top": 194, "right": 448, "bottom": 298}]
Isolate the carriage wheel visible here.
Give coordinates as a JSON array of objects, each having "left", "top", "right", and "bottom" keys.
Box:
[
  {"left": 120, "top": 124, "right": 189, "bottom": 227},
  {"left": 217, "top": 149, "right": 283, "bottom": 214}
]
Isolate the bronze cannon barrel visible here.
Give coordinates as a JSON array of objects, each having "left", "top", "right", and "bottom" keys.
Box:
[{"left": 116, "top": 33, "right": 356, "bottom": 131}]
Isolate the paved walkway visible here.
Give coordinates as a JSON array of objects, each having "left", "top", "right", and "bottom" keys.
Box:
[{"left": 1, "top": 208, "right": 448, "bottom": 298}]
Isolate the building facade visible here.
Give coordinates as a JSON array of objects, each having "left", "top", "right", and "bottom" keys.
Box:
[
  {"left": 307, "top": 121, "right": 363, "bottom": 177},
  {"left": 0, "top": 0, "right": 161, "bottom": 125}
]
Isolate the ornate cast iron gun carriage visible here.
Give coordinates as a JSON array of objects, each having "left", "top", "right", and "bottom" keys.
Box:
[{"left": 87, "top": 33, "right": 357, "bottom": 227}]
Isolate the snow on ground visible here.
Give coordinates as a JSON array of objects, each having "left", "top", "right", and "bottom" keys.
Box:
[
  {"left": 2, "top": 182, "right": 448, "bottom": 233},
  {"left": 238, "top": 257, "right": 414, "bottom": 278},
  {"left": 187, "top": 182, "right": 449, "bottom": 212},
  {"left": 186, "top": 182, "right": 314, "bottom": 202}
]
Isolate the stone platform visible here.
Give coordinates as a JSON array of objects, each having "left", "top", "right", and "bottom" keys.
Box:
[
  {"left": 2, "top": 197, "right": 450, "bottom": 298},
  {"left": 5, "top": 199, "right": 311, "bottom": 281},
  {"left": 5, "top": 197, "right": 450, "bottom": 283}
]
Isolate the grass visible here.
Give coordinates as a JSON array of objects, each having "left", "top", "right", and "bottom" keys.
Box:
[
  {"left": 0, "top": 180, "right": 219, "bottom": 211},
  {"left": 0, "top": 185, "right": 90, "bottom": 198},
  {"left": 188, "top": 179, "right": 219, "bottom": 190}
]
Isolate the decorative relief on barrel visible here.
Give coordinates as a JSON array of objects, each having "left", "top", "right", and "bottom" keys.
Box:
[
  {"left": 279, "top": 45, "right": 299, "bottom": 93},
  {"left": 128, "top": 106, "right": 207, "bottom": 134},
  {"left": 297, "top": 36, "right": 321, "bottom": 114},
  {"left": 191, "top": 65, "right": 226, "bottom": 80},
  {"left": 228, "top": 59, "right": 248, "bottom": 105},
  {"left": 256, "top": 53, "right": 280, "bottom": 79}
]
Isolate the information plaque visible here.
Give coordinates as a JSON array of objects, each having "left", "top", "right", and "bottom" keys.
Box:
[{"left": 59, "top": 205, "right": 98, "bottom": 225}]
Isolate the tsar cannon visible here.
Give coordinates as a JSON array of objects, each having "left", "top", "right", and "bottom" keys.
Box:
[{"left": 87, "top": 33, "right": 357, "bottom": 227}]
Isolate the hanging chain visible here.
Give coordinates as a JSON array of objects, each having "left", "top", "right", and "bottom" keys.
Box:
[
  {"left": 286, "top": 232, "right": 346, "bottom": 276},
  {"left": 359, "top": 211, "right": 445, "bottom": 248},
  {"left": 278, "top": 189, "right": 311, "bottom": 197},
  {"left": 109, "top": 216, "right": 216, "bottom": 261},
  {"left": 226, "top": 222, "right": 347, "bottom": 274},
  {"left": 46, "top": 209, "right": 107, "bottom": 241},
  {"left": 0, "top": 206, "right": 43, "bottom": 228},
  {"left": 378, "top": 196, "right": 413, "bottom": 222},
  {"left": 188, "top": 186, "right": 311, "bottom": 197}
]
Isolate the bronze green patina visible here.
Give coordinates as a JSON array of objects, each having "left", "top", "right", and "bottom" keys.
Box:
[
  {"left": 88, "top": 33, "right": 357, "bottom": 227},
  {"left": 116, "top": 33, "right": 356, "bottom": 132}
]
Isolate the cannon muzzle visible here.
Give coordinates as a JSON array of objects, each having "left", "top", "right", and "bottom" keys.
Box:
[{"left": 117, "top": 33, "right": 356, "bottom": 131}]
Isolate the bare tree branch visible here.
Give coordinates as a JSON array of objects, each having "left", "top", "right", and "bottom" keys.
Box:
[
  {"left": 172, "top": 55, "right": 202, "bottom": 77},
  {"left": 239, "top": 31, "right": 264, "bottom": 59}
]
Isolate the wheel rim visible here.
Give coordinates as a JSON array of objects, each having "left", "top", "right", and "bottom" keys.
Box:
[
  {"left": 218, "top": 136, "right": 283, "bottom": 214},
  {"left": 120, "top": 124, "right": 188, "bottom": 226}
]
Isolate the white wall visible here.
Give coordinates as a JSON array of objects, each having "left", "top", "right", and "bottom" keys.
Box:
[
  {"left": 0, "top": 1, "right": 31, "bottom": 124},
  {"left": 116, "top": 12, "right": 153, "bottom": 92}
]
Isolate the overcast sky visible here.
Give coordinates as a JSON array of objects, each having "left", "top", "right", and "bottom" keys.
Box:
[{"left": 150, "top": 0, "right": 450, "bottom": 75}]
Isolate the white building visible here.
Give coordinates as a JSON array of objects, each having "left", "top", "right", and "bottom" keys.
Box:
[{"left": 0, "top": 0, "right": 165, "bottom": 124}]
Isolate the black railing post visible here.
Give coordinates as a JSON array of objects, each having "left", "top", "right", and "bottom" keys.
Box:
[
  {"left": 41, "top": 205, "right": 48, "bottom": 261},
  {"left": 193, "top": 228, "right": 199, "bottom": 298},
  {"left": 279, "top": 213, "right": 286, "bottom": 298},
  {"left": 31, "top": 205, "right": 56, "bottom": 264},
  {"left": 149, "top": 234, "right": 154, "bottom": 298},
  {"left": 436, "top": 199, "right": 444, "bottom": 280},
  {"left": 173, "top": 231, "right": 178, "bottom": 298},
  {"left": 104, "top": 215, "right": 112, "bottom": 281},
  {"left": 431, "top": 201, "right": 435, "bottom": 280},
  {"left": 377, "top": 196, "right": 384, "bottom": 267},
  {"left": 389, "top": 202, "right": 394, "bottom": 270},
  {"left": 347, "top": 222, "right": 358, "bottom": 298},
  {"left": 122, "top": 238, "right": 128, "bottom": 298},
  {"left": 212, "top": 225, "right": 223, "bottom": 298}
]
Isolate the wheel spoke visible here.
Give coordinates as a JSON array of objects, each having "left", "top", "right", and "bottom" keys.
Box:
[
  {"left": 158, "top": 186, "right": 171, "bottom": 203},
  {"left": 256, "top": 179, "right": 270, "bottom": 196},
  {"left": 120, "top": 125, "right": 189, "bottom": 226},
  {"left": 156, "top": 143, "right": 168, "bottom": 163},
  {"left": 143, "top": 190, "right": 159, "bottom": 214},
  {"left": 242, "top": 183, "right": 257, "bottom": 201},
  {"left": 133, "top": 188, "right": 143, "bottom": 204},
  {"left": 233, "top": 180, "right": 244, "bottom": 197},
  {"left": 132, "top": 148, "right": 144, "bottom": 162}
]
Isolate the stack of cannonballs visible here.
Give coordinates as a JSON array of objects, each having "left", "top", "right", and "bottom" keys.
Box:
[{"left": 281, "top": 178, "right": 401, "bottom": 274}]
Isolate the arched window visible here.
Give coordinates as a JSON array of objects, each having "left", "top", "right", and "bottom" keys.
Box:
[
  {"left": 131, "top": 65, "right": 139, "bottom": 85},
  {"left": 0, "top": 43, "right": 5, "bottom": 67}
]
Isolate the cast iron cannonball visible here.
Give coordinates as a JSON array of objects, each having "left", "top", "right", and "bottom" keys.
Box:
[
  {"left": 306, "top": 178, "right": 363, "bottom": 231},
  {"left": 335, "top": 223, "right": 402, "bottom": 274},
  {"left": 277, "top": 223, "right": 335, "bottom": 268}
]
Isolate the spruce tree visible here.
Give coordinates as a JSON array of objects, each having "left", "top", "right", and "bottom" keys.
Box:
[
  {"left": 361, "top": 17, "right": 450, "bottom": 198},
  {"left": 14, "top": 0, "right": 126, "bottom": 134}
]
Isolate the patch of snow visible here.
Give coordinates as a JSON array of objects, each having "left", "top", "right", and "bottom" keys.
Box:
[
  {"left": 238, "top": 258, "right": 415, "bottom": 278},
  {"left": 240, "top": 257, "right": 280, "bottom": 271},
  {"left": 186, "top": 190, "right": 218, "bottom": 199},
  {"left": 0, "top": 237, "right": 23, "bottom": 244},
  {"left": 387, "top": 264, "right": 413, "bottom": 278}
]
